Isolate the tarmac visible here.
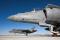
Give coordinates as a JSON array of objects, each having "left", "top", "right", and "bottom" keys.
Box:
[{"left": 0, "top": 35, "right": 60, "bottom": 40}]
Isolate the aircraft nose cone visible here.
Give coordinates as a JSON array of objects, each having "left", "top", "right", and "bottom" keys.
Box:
[
  {"left": 8, "top": 15, "right": 16, "bottom": 20},
  {"left": 8, "top": 15, "right": 24, "bottom": 21}
]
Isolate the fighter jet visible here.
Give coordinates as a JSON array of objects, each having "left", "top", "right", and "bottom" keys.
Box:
[
  {"left": 8, "top": 4, "right": 60, "bottom": 36},
  {"left": 9, "top": 27, "right": 37, "bottom": 36}
]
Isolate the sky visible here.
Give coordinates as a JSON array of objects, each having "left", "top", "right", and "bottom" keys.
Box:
[{"left": 0, "top": 0, "right": 60, "bottom": 35}]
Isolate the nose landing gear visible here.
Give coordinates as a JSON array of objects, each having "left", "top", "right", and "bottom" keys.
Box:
[{"left": 52, "top": 32, "right": 60, "bottom": 37}]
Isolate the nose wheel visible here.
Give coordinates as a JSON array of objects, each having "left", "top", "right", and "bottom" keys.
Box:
[
  {"left": 52, "top": 33, "right": 58, "bottom": 37},
  {"left": 52, "top": 32, "right": 60, "bottom": 37}
]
